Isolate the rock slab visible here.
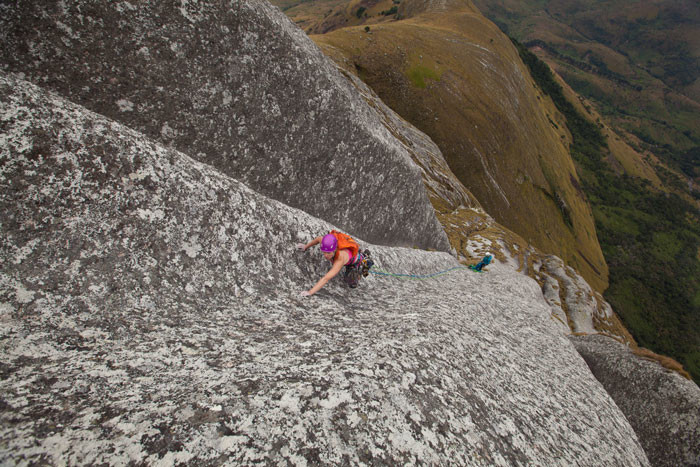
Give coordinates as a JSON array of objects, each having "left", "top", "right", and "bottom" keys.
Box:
[
  {"left": 0, "top": 0, "right": 449, "bottom": 251},
  {"left": 0, "top": 72, "right": 650, "bottom": 465},
  {"left": 571, "top": 334, "right": 700, "bottom": 467}
]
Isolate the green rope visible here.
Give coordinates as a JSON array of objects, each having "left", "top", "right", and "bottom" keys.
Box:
[{"left": 369, "top": 265, "right": 472, "bottom": 280}]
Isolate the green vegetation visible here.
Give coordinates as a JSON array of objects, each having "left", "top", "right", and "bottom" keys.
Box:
[
  {"left": 356, "top": 6, "right": 365, "bottom": 18},
  {"left": 514, "top": 38, "right": 700, "bottom": 383},
  {"left": 406, "top": 64, "right": 441, "bottom": 89},
  {"left": 561, "top": 65, "right": 699, "bottom": 183},
  {"left": 475, "top": 0, "right": 700, "bottom": 189}
]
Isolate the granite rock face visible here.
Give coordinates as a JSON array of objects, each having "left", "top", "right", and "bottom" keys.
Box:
[
  {"left": 571, "top": 335, "right": 700, "bottom": 467},
  {"left": 0, "top": 73, "right": 651, "bottom": 465},
  {"left": 0, "top": 0, "right": 448, "bottom": 251},
  {"left": 534, "top": 255, "right": 619, "bottom": 336}
]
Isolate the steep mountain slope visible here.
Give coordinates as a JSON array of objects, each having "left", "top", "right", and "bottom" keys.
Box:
[
  {"left": 302, "top": 0, "right": 403, "bottom": 34},
  {"left": 0, "top": 66, "right": 652, "bottom": 467},
  {"left": 471, "top": 0, "right": 700, "bottom": 186},
  {"left": 497, "top": 9, "right": 700, "bottom": 384},
  {"left": 305, "top": 0, "right": 610, "bottom": 293}
]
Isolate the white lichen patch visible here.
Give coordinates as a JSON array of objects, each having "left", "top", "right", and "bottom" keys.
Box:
[
  {"left": 181, "top": 239, "right": 202, "bottom": 258},
  {"left": 178, "top": 0, "right": 205, "bottom": 23},
  {"left": 14, "top": 284, "right": 35, "bottom": 304},
  {"left": 116, "top": 99, "right": 134, "bottom": 112},
  {"left": 318, "top": 389, "right": 353, "bottom": 410},
  {"left": 136, "top": 208, "right": 165, "bottom": 222},
  {"left": 160, "top": 122, "right": 178, "bottom": 140},
  {"left": 12, "top": 239, "right": 40, "bottom": 265},
  {"left": 279, "top": 391, "right": 301, "bottom": 413},
  {"left": 222, "top": 90, "right": 232, "bottom": 106},
  {"left": 55, "top": 20, "right": 79, "bottom": 40}
]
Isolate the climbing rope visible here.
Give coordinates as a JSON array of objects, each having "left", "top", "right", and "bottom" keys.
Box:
[{"left": 369, "top": 265, "right": 472, "bottom": 280}]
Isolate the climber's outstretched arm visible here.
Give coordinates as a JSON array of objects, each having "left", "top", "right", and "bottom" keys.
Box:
[
  {"left": 306, "top": 256, "right": 345, "bottom": 296},
  {"left": 299, "top": 237, "right": 322, "bottom": 251}
]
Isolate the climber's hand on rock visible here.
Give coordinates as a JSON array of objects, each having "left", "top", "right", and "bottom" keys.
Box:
[
  {"left": 296, "top": 243, "right": 307, "bottom": 251},
  {"left": 300, "top": 291, "right": 311, "bottom": 297}
]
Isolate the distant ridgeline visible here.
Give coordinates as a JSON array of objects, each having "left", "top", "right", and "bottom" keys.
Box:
[{"left": 512, "top": 39, "right": 700, "bottom": 383}]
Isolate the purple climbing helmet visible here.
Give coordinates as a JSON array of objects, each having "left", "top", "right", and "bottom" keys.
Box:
[{"left": 320, "top": 233, "right": 338, "bottom": 253}]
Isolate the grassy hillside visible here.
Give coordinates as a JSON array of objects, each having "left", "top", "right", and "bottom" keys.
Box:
[
  {"left": 277, "top": 0, "right": 404, "bottom": 33},
  {"left": 513, "top": 40, "right": 700, "bottom": 382},
  {"left": 471, "top": 0, "right": 700, "bottom": 190}
]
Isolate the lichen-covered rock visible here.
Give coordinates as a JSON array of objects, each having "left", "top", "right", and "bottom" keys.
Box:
[
  {"left": 533, "top": 254, "right": 625, "bottom": 338},
  {"left": 571, "top": 335, "right": 700, "bottom": 467},
  {"left": 0, "top": 0, "right": 448, "bottom": 251},
  {"left": 0, "top": 73, "right": 650, "bottom": 465}
]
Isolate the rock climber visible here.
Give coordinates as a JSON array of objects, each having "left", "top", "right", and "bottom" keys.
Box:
[{"left": 297, "top": 230, "right": 366, "bottom": 296}]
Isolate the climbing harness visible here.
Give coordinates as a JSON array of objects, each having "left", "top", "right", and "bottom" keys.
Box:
[{"left": 345, "top": 249, "right": 374, "bottom": 288}]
